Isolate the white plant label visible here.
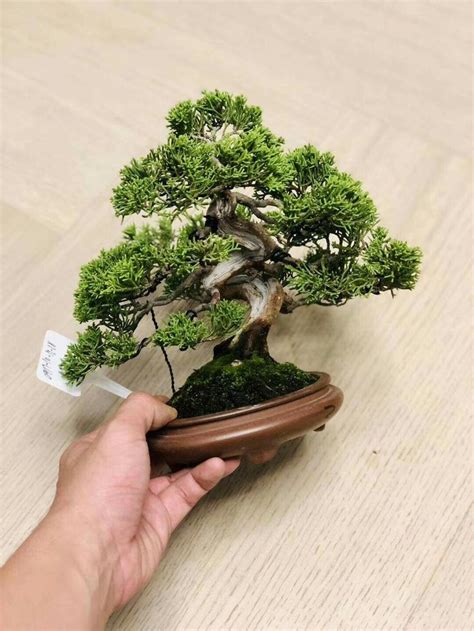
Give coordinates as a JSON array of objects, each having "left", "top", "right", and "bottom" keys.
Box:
[
  {"left": 36, "top": 330, "right": 81, "bottom": 396},
  {"left": 37, "top": 330, "right": 132, "bottom": 399}
]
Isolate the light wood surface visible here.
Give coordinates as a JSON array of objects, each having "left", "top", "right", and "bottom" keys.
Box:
[{"left": 1, "top": 2, "right": 472, "bottom": 629}]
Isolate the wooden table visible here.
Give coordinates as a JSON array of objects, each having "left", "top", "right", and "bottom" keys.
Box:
[{"left": 1, "top": 3, "right": 471, "bottom": 629}]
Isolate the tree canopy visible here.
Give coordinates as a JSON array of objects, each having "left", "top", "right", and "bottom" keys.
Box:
[{"left": 62, "top": 90, "right": 421, "bottom": 386}]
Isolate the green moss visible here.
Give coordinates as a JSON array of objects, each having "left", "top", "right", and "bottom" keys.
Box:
[{"left": 169, "top": 353, "right": 317, "bottom": 418}]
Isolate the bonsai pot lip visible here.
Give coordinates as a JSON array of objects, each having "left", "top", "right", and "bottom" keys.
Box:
[
  {"left": 148, "top": 372, "right": 343, "bottom": 466},
  {"left": 162, "top": 371, "right": 330, "bottom": 429}
]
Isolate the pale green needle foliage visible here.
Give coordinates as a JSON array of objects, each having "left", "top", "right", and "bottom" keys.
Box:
[
  {"left": 61, "top": 326, "right": 139, "bottom": 385},
  {"left": 152, "top": 300, "right": 248, "bottom": 351}
]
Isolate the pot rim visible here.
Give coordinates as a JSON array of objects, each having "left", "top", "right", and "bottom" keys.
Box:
[{"left": 161, "top": 371, "right": 329, "bottom": 430}]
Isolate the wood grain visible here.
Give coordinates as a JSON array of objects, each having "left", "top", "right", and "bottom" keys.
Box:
[{"left": 1, "top": 2, "right": 472, "bottom": 629}]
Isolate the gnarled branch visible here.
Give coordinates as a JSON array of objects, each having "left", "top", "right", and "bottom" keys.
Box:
[
  {"left": 134, "top": 267, "right": 209, "bottom": 319},
  {"left": 233, "top": 191, "right": 282, "bottom": 223}
]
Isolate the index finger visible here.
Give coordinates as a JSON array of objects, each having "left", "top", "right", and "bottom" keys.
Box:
[{"left": 111, "top": 391, "right": 177, "bottom": 438}]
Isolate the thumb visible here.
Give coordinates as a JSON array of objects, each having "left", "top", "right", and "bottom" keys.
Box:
[{"left": 110, "top": 392, "right": 177, "bottom": 439}]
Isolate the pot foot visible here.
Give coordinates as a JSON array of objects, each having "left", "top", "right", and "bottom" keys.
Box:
[{"left": 246, "top": 447, "right": 279, "bottom": 465}]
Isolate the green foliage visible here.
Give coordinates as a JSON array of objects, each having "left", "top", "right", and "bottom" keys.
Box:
[
  {"left": 363, "top": 227, "right": 422, "bottom": 292},
  {"left": 112, "top": 137, "right": 217, "bottom": 217},
  {"left": 288, "top": 227, "right": 422, "bottom": 305},
  {"left": 73, "top": 225, "right": 164, "bottom": 327},
  {"left": 152, "top": 313, "right": 208, "bottom": 350},
  {"left": 271, "top": 145, "right": 377, "bottom": 246},
  {"left": 169, "top": 353, "right": 317, "bottom": 417},
  {"left": 60, "top": 326, "right": 139, "bottom": 385},
  {"left": 112, "top": 90, "right": 291, "bottom": 218},
  {"left": 161, "top": 227, "right": 238, "bottom": 293},
  {"left": 285, "top": 144, "right": 337, "bottom": 193},
  {"left": 207, "top": 299, "right": 248, "bottom": 338},
  {"left": 152, "top": 300, "right": 248, "bottom": 350},
  {"left": 268, "top": 144, "right": 422, "bottom": 305},
  {"left": 103, "top": 331, "right": 140, "bottom": 367},
  {"left": 73, "top": 222, "right": 236, "bottom": 330},
  {"left": 288, "top": 263, "right": 369, "bottom": 305},
  {"left": 234, "top": 203, "right": 253, "bottom": 221},
  {"left": 166, "top": 90, "right": 263, "bottom": 136},
  {"left": 64, "top": 91, "right": 422, "bottom": 388}
]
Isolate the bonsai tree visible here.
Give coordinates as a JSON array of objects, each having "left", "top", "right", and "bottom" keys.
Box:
[{"left": 62, "top": 90, "right": 421, "bottom": 417}]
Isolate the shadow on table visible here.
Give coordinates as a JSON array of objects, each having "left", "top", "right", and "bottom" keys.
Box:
[{"left": 205, "top": 436, "right": 309, "bottom": 501}]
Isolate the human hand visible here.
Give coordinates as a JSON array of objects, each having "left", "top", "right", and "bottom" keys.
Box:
[{"left": 1, "top": 393, "right": 239, "bottom": 630}]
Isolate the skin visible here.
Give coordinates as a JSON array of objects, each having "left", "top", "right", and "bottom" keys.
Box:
[{"left": 0, "top": 392, "right": 240, "bottom": 630}]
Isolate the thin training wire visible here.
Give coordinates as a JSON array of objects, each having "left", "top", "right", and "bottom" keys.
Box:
[{"left": 150, "top": 309, "right": 176, "bottom": 395}]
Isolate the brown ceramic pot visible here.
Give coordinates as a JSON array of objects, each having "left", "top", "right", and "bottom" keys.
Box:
[{"left": 148, "top": 372, "right": 343, "bottom": 467}]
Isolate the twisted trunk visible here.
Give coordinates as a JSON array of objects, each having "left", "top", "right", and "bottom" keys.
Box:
[
  {"left": 201, "top": 191, "right": 285, "bottom": 358},
  {"left": 223, "top": 276, "right": 284, "bottom": 357},
  {"left": 207, "top": 191, "right": 278, "bottom": 256}
]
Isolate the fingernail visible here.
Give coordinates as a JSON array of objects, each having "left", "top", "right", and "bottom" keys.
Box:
[
  {"left": 154, "top": 396, "right": 177, "bottom": 420},
  {"left": 165, "top": 405, "right": 178, "bottom": 420},
  {"left": 225, "top": 459, "right": 241, "bottom": 474}
]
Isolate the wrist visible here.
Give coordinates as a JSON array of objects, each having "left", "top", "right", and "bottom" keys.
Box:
[
  {"left": 45, "top": 504, "right": 120, "bottom": 613},
  {"left": 2, "top": 507, "right": 119, "bottom": 630}
]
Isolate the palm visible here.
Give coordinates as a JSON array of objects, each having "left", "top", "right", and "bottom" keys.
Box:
[
  {"left": 110, "top": 461, "right": 234, "bottom": 606},
  {"left": 112, "top": 486, "right": 170, "bottom": 605},
  {"left": 56, "top": 393, "right": 239, "bottom": 610},
  {"left": 110, "top": 471, "right": 180, "bottom": 605}
]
